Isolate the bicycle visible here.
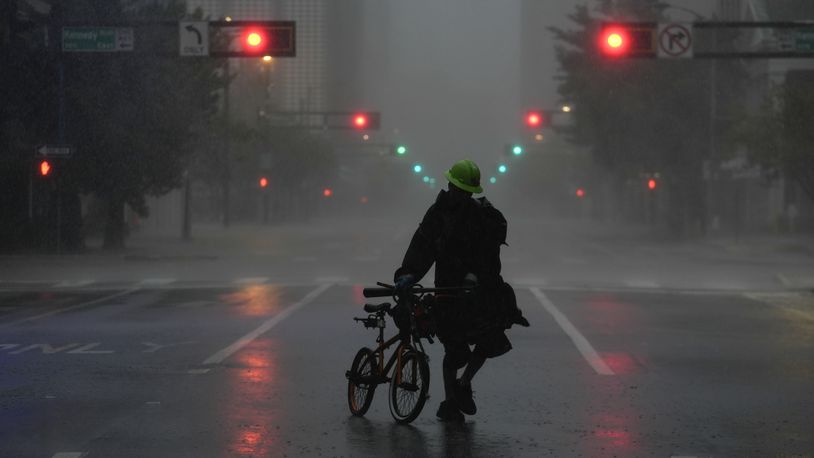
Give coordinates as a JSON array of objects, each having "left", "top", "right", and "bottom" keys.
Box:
[{"left": 345, "top": 282, "right": 470, "bottom": 424}]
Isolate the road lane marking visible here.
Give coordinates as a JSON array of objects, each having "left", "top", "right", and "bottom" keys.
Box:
[
  {"left": 511, "top": 278, "right": 547, "bottom": 287},
  {"left": 54, "top": 280, "right": 95, "bottom": 288},
  {"left": 202, "top": 283, "right": 333, "bottom": 365},
  {"left": 529, "top": 287, "right": 614, "bottom": 376},
  {"left": 315, "top": 276, "right": 349, "bottom": 284},
  {"left": 234, "top": 277, "right": 270, "bottom": 284},
  {"left": 625, "top": 280, "right": 660, "bottom": 289},
  {"left": 52, "top": 453, "right": 85, "bottom": 458},
  {"left": 0, "top": 288, "right": 139, "bottom": 329},
  {"left": 140, "top": 278, "right": 176, "bottom": 287},
  {"left": 188, "top": 368, "right": 211, "bottom": 375}
]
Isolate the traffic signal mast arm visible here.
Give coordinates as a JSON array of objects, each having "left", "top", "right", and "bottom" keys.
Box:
[{"left": 599, "top": 21, "right": 814, "bottom": 59}]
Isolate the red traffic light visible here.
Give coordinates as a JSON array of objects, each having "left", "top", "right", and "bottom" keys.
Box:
[
  {"left": 525, "top": 111, "right": 543, "bottom": 128},
  {"left": 598, "top": 24, "right": 656, "bottom": 58},
  {"left": 323, "top": 188, "right": 333, "bottom": 197},
  {"left": 242, "top": 28, "right": 268, "bottom": 53},
  {"left": 647, "top": 179, "right": 657, "bottom": 190},
  {"left": 600, "top": 27, "right": 630, "bottom": 57},
  {"left": 259, "top": 177, "right": 268, "bottom": 188},
  {"left": 353, "top": 114, "right": 368, "bottom": 129},
  {"left": 39, "top": 160, "right": 52, "bottom": 177},
  {"left": 576, "top": 188, "right": 585, "bottom": 198}
]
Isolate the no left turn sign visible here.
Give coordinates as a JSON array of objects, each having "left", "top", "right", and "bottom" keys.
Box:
[{"left": 657, "top": 23, "right": 693, "bottom": 58}]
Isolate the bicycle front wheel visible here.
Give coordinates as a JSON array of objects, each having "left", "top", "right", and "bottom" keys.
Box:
[
  {"left": 347, "top": 347, "right": 377, "bottom": 416},
  {"left": 388, "top": 350, "right": 430, "bottom": 424}
]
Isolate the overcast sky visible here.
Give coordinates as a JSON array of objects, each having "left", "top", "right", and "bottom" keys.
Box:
[{"left": 370, "top": 0, "right": 716, "bottom": 176}]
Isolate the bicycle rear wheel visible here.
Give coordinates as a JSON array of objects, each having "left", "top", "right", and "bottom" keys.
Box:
[
  {"left": 347, "top": 347, "right": 377, "bottom": 416},
  {"left": 388, "top": 350, "right": 430, "bottom": 424}
]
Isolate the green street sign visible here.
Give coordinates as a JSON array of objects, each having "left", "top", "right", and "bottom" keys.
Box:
[
  {"left": 795, "top": 31, "right": 814, "bottom": 51},
  {"left": 62, "top": 27, "right": 134, "bottom": 52}
]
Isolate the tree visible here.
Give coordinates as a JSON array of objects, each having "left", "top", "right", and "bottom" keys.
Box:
[
  {"left": 549, "top": 0, "right": 747, "bottom": 236},
  {"left": 743, "top": 71, "right": 814, "bottom": 202},
  {"left": 60, "top": 1, "right": 222, "bottom": 248}
]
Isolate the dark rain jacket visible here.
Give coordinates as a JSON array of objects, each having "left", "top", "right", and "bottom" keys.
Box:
[
  {"left": 394, "top": 190, "right": 506, "bottom": 289},
  {"left": 394, "top": 190, "right": 509, "bottom": 340}
]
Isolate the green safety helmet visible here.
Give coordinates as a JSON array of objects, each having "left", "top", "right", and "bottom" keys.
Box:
[{"left": 444, "top": 159, "right": 483, "bottom": 194}]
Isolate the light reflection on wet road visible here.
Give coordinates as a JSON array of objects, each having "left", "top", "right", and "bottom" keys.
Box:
[{"left": 0, "top": 281, "right": 811, "bottom": 457}]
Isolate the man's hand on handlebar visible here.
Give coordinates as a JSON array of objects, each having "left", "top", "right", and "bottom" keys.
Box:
[{"left": 394, "top": 274, "right": 416, "bottom": 292}]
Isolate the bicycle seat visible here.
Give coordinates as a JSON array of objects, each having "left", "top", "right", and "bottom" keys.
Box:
[{"left": 364, "top": 303, "right": 391, "bottom": 313}]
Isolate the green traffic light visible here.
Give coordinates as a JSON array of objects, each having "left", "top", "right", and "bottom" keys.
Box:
[
  {"left": 396, "top": 145, "right": 407, "bottom": 155},
  {"left": 498, "top": 164, "right": 507, "bottom": 174},
  {"left": 413, "top": 164, "right": 423, "bottom": 173},
  {"left": 423, "top": 176, "right": 430, "bottom": 183},
  {"left": 490, "top": 176, "right": 497, "bottom": 184},
  {"left": 512, "top": 145, "right": 523, "bottom": 156}
]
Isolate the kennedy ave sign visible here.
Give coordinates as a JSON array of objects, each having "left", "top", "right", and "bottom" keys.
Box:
[{"left": 62, "top": 27, "right": 134, "bottom": 52}]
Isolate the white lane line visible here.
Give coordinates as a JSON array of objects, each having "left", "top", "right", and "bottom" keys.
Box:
[
  {"left": 52, "top": 453, "right": 85, "bottom": 458},
  {"left": 54, "top": 280, "right": 95, "bottom": 288},
  {"left": 625, "top": 280, "right": 660, "bottom": 289},
  {"left": 776, "top": 273, "right": 792, "bottom": 286},
  {"left": 529, "top": 287, "right": 614, "bottom": 376},
  {"left": 141, "top": 278, "right": 176, "bottom": 286},
  {"left": 188, "top": 368, "right": 211, "bottom": 375},
  {"left": 315, "top": 276, "right": 349, "bottom": 284},
  {"left": 202, "top": 283, "right": 333, "bottom": 365},
  {"left": 0, "top": 288, "right": 139, "bottom": 329},
  {"left": 511, "top": 278, "right": 547, "bottom": 287},
  {"left": 234, "top": 277, "right": 270, "bottom": 284}
]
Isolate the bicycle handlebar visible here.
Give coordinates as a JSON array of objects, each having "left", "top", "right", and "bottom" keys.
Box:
[{"left": 362, "top": 283, "right": 473, "bottom": 298}]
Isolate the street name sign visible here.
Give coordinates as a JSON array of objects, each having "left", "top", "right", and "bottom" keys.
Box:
[
  {"left": 62, "top": 27, "right": 134, "bottom": 52},
  {"left": 179, "top": 21, "right": 209, "bottom": 56},
  {"left": 36, "top": 145, "right": 73, "bottom": 157}
]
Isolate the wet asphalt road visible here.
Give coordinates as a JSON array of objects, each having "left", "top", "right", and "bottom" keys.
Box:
[
  {"left": 0, "top": 216, "right": 813, "bottom": 457},
  {"left": 0, "top": 282, "right": 812, "bottom": 457}
]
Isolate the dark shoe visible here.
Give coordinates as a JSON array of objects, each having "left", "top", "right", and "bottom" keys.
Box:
[
  {"left": 436, "top": 400, "right": 464, "bottom": 422},
  {"left": 455, "top": 380, "right": 477, "bottom": 415}
]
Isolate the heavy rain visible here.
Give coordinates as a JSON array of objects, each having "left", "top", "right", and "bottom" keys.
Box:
[{"left": 1, "top": 0, "right": 813, "bottom": 457}]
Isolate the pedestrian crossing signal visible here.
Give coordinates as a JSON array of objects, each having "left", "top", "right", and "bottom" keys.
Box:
[{"left": 39, "top": 160, "right": 52, "bottom": 177}]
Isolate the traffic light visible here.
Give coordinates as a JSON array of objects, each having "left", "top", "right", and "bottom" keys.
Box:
[
  {"left": 259, "top": 177, "right": 268, "bottom": 188},
  {"left": 39, "top": 160, "right": 52, "bottom": 177},
  {"left": 395, "top": 145, "right": 407, "bottom": 156},
  {"left": 525, "top": 111, "right": 544, "bottom": 128},
  {"left": 348, "top": 112, "right": 380, "bottom": 130},
  {"left": 413, "top": 164, "right": 423, "bottom": 174},
  {"left": 489, "top": 176, "right": 497, "bottom": 184},
  {"left": 323, "top": 188, "right": 333, "bottom": 197},
  {"left": 498, "top": 164, "right": 507, "bottom": 174},
  {"left": 209, "top": 21, "right": 296, "bottom": 57},
  {"left": 353, "top": 113, "right": 368, "bottom": 129},
  {"left": 511, "top": 145, "right": 524, "bottom": 156},
  {"left": 598, "top": 24, "right": 656, "bottom": 58},
  {"left": 576, "top": 188, "right": 585, "bottom": 198},
  {"left": 647, "top": 178, "right": 657, "bottom": 190}
]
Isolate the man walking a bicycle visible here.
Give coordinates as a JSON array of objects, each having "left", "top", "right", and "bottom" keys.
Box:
[{"left": 394, "top": 159, "right": 529, "bottom": 422}]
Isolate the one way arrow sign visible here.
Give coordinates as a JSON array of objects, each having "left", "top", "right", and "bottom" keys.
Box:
[{"left": 180, "top": 21, "right": 209, "bottom": 56}]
